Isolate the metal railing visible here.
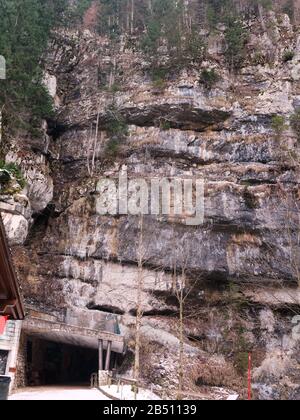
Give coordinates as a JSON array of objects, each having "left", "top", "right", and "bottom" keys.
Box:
[
  {"left": 90, "top": 373, "right": 98, "bottom": 389},
  {"left": 91, "top": 370, "right": 143, "bottom": 400}
]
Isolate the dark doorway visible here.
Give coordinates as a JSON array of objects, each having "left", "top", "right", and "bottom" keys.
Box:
[
  {"left": 26, "top": 338, "right": 98, "bottom": 386},
  {"left": 0, "top": 350, "right": 8, "bottom": 375}
]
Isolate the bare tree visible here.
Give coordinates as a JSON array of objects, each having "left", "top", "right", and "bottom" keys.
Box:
[
  {"left": 173, "top": 256, "right": 187, "bottom": 397},
  {"left": 130, "top": 0, "right": 135, "bottom": 34},
  {"left": 132, "top": 214, "right": 170, "bottom": 389},
  {"left": 87, "top": 104, "right": 105, "bottom": 177},
  {"left": 133, "top": 214, "right": 144, "bottom": 382},
  {"left": 171, "top": 238, "right": 198, "bottom": 399}
]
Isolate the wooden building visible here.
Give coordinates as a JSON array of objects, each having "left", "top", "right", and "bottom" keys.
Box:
[{"left": 0, "top": 216, "right": 24, "bottom": 320}]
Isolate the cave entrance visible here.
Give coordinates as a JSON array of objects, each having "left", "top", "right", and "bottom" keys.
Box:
[{"left": 25, "top": 336, "right": 99, "bottom": 387}]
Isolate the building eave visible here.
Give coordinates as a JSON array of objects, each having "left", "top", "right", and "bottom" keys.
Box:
[{"left": 0, "top": 214, "right": 25, "bottom": 320}]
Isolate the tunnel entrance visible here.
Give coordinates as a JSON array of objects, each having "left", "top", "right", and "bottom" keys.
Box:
[
  {"left": 18, "top": 316, "right": 125, "bottom": 389},
  {"left": 25, "top": 337, "right": 99, "bottom": 387}
]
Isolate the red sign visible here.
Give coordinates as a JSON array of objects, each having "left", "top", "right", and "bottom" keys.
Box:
[{"left": 0, "top": 316, "right": 8, "bottom": 335}]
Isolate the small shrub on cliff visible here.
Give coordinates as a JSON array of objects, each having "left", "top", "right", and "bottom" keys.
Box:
[
  {"left": 150, "top": 66, "right": 168, "bottom": 83},
  {"left": 234, "top": 352, "right": 249, "bottom": 376},
  {"left": 160, "top": 120, "right": 171, "bottom": 131},
  {"left": 271, "top": 115, "right": 287, "bottom": 139},
  {"left": 152, "top": 78, "right": 166, "bottom": 91},
  {"left": 252, "top": 52, "right": 268, "bottom": 66},
  {"left": 104, "top": 138, "right": 121, "bottom": 158},
  {"left": 150, "top": 66, "right": 168, "bottom": 91},
  {"left": 106, "top": 105, "right": 128, "bottom": 139},
  {"left": 199, "top": 69, "right": 220, "bottom": 89},
  {"left": 0, "top": 161, "right": 26, "bottom": 190},
  {"left": 283, "top": 50, "right": 295, "bottom": 63},
  {"left": 291, "top": 110, "right": 300, "bottom": 141},
  {"left": 104, "top": 105, "right": 128, "bottom": 158}
]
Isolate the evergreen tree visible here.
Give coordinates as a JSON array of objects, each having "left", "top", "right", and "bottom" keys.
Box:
[
  {"left": 225, "top": 16, "right": 248, "bottom": 70},
  {"left": 0, "top": 0, "right": 68, "bottom": 132}
]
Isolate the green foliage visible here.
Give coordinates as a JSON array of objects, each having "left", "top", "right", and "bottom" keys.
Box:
[
  {"left": 283, "top": 50, "right": 295, "bottom": 63},
  {"left": 141, "top": 19, "right": 162, "bottom": 55},
  {"left": 252, "top": 52, "right": 267, "bottom": 66},
  {"left": 0, "top": 0, "right": 68, "bottom": 131},
  {"left": 106, "top": 105, "right": 128, "bottom": 139},
  {"left": 160, "top": 120, "right": 171, "bottom": 131},
  {"left": 282, "top": 0, "right": 295, "bottom": 20},
  {"left": 225, "top": 17, "right": 248, "bottom": 70},
  {"left": 152, "top": 78, "right": 167, "bottom": 91},
  {"left": 235, "top": 352, "right": 249, "bottom": 375},
  {"left": 181, "top": 29, "right": 206, "bottom": 63},
  {"left": 104, "top": 104, "right": 129, "bottom": 158},
  {"left": 104, "top": 138, "right": 121, "bottom": 158},
  {"left": 141, "top": 0, "right": 184, "bottom": 55},
  {"left": 272, "top": 115, "right": 287, "bottom": 138},
  {"left": 199, "top": 68, "right": 220, "bottom": 89},
  {"left": 291, "top": 110, "right": 300, "bottom": 141},
  {"left": 109, "top": 83, "right": 122, "bottom": 94},
  {"left": 141, "top": 0, "right": 207, "bottom": 77},
  {"left": 255, "top": 0, "right": 273, "bottom": 10},
  {"left": 206, "top": 0, "right": 233, "bottom": 28},
  {"left": 74, "top": 0, "right": 93, "bottom": 19},
  {"left": 98, "top": 0, "right": 121, "bottom": 38},
  {"left": 150, "top": 66, "right": 168, "bottom": 83},
  {"left": 150, "top": 66, "right": 168, "bottom": 90},
  {"left": 0, "top": 161, "right": 26, "bottom": 190}
]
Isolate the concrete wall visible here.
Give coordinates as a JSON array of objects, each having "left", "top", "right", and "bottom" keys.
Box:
[
  {"left": 15, "top": 331, "right": 27, "bottom": 389},
  {"left": 0, "top": 320, "right": 22, "bottom": 392}
]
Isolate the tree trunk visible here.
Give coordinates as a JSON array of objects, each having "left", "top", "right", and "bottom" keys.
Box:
[
  {"left": 134, "top": 214, "right": 144, "bottom": 382},
  {"left": 178, "top": 289, "right": 184, "bottom": 398},
  {"left": 130, "top": 0, "right": 135, "bottom": 34},
  {"left": 258, "top": 3, "right": 267, "bottom": 31}
]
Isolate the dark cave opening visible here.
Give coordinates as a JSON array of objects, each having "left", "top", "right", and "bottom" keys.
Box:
[
  {"left": 187, "top": 334, "right": 206, "bottom": 344},
  {"left": 46, "top": 120, "right": 68, "bottom": 141},
  {"left": 0, "top": 350, "right": 9, "bottom": 375},
  {"left": 196, "top": 377, "right": 224, "bottom": 388},
  {"left": 25, "top": 337, "right": 99, "bottom": 387},
  {"left": 129, "top": 308, "right": 178, "bottom": 317},
  {"left": 87, "top": 303, "right": 125, "bottom": 315},
  {"left": 25, "top": 204, "right": 55, "bottom": 245}
]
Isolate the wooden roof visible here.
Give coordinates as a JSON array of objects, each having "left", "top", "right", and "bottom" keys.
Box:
[{"left": 0, "top": 215, "right": 25, "bottom": 319}]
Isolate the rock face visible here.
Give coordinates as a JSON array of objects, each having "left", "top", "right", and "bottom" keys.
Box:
[{"left": 2, "top": 10, "right": 300, "bottom": 399}]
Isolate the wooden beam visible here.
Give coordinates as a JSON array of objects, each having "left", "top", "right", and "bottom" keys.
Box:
[
  {"left": 105, "top": 341, "right": 112, "bottom": 371},
  {"left": 0, "top": 216, "right": 25, "bottom": 320},
  {"left": 0, "top": 299, "right": 17, "bottom": 317}
]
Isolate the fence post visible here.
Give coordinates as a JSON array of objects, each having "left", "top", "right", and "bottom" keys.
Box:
[
  {"left": 105, "top": 340, "right": 112, "bottom": 371},
  {"left": 248, "top": 353, "right": 252, "bottom": 401}
]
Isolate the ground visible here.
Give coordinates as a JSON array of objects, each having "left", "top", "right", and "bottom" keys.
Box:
[
  {"left": 9, "top": 385, "right": 161, "bottom": 401},
  {"left": 9, "top": 386, "right": 109, "bottom": 401}
]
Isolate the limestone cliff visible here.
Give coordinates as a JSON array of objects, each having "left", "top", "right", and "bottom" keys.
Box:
[{"left": 1, "top": 5, "right": 300, "bottom": 399}]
